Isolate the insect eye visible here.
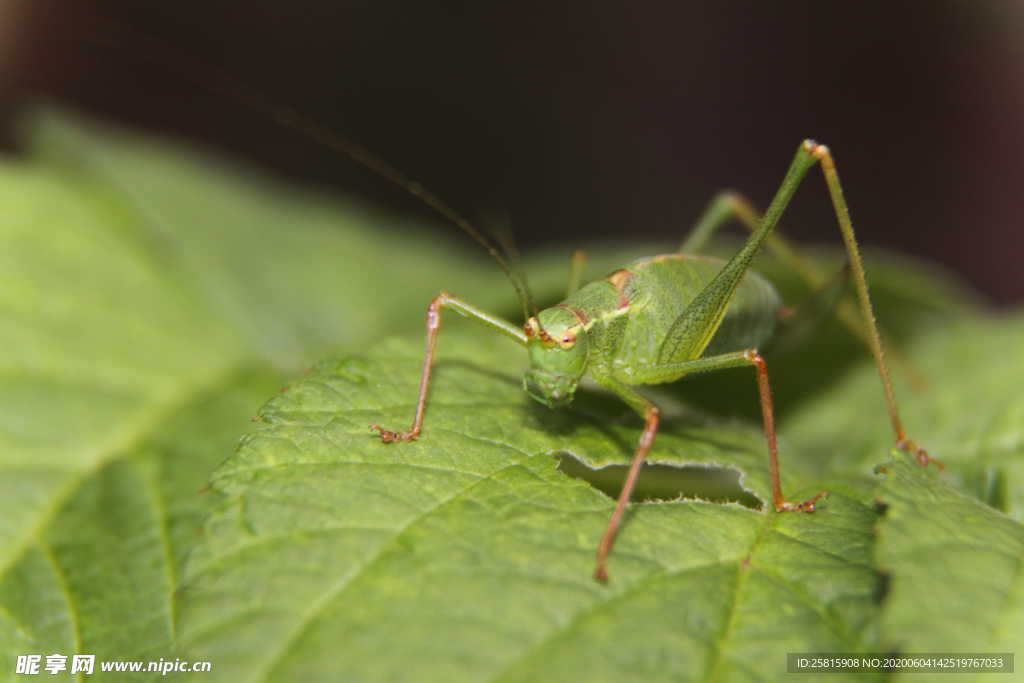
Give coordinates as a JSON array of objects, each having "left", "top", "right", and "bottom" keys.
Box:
[{"left": 559, "top": 335, "right": 576, "bottom": 349}]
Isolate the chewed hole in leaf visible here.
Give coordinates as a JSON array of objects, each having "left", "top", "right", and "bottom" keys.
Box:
[{"left": 554, "top": 453, "right": 760, "bottom": 508}]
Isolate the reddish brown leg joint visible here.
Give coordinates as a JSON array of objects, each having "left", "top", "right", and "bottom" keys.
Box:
[
  {"left": 370, "top": 293, "right": 447, "bottom": 443},
  {"left": 594, "top": 405, "right": 659, "bottom": 584}
]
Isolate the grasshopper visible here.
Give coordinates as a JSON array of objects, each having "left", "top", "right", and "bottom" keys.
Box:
[{"left": 368, "top": 140, "right": 938, "bottom": 582}]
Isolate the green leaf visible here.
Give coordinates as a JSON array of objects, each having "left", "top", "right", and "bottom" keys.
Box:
[
  {"left": 178, "top": 334, "right": 884, "bottom": 682},
  {"left": 785, "top": 314, "right": 1024, "bottom": 518},
  {"left": 874, "top": 454, "right": 1024, "bottom": 660}
]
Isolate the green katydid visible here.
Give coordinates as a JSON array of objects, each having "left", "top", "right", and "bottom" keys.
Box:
[
  {"left": 367, "top": 140, "right": 939, "bottom": 583},
  {"left": 81, "top": 19, "right": 938, "bottom": 582}
]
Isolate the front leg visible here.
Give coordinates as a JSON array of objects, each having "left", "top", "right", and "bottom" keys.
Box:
[
  {"left": 371, "top": 291, "right": 526, "bottom": 442},
  {"left": 590, "top": 377, "right": 661, "bottom": 583}
]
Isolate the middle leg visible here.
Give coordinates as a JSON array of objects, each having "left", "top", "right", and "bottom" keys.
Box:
[
  {"left": 630, "top": 350, "right": 827, "bottom": 513},
  {"left": 591, "top": 350, "right": 826, "bottom": 582}
]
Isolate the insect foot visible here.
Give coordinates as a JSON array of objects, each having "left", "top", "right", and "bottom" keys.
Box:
[
  {"left": 775, "top": 491, "right": 829, "bottom": 513},
  {"left": 896, "top": 439, "right": 944, "bottom": 471},
  {"left": 370, "top": 425, "right": 419, "bottom": 443}
]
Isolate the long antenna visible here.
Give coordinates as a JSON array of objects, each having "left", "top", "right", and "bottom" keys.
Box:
[{"left": 85, "top": 17, "right": 538, "bottom": 320}]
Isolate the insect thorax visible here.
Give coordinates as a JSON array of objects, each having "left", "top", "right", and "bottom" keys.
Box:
[{"left": 569, "top": 255, "right": 780, "bottom": 372}]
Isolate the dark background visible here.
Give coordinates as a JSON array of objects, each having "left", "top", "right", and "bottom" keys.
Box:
[{"left": 2, "top": 0, "right": 1021, "bottom": 304}]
